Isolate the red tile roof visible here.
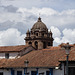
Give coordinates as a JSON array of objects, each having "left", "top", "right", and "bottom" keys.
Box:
[
  {"left": 0, "top": 45, "right": 75, "bottom": 68},
  {"left": 59, "top": 49, "right": 75, "bottom": 61},
  {"left": 0, "top": 45, "right": 29, "bottom": 53},
  {"left": 43, "top": 46, "right": 61, "bottom": 50},
  {"left": 0, "top": 49, "right": 65, "bottom": 68}
]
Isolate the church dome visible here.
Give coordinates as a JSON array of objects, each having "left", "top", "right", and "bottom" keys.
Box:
[{"left": 31, "top": 17, "right": 48, "bottom": 31}]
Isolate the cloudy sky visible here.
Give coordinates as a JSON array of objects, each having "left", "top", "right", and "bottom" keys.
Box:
[{"left": 0, "top": 0, "right": 75, "bottom": 46}]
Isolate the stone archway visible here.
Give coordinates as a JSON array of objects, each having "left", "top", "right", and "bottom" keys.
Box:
[
  {"left": 35, "top": 41, "right": 38, "bottom": 49},
  {"left": 43, "top": 42, "right": 46, "bottom": 49},
  {"left": 29, "top": 42, "right": 32, "bottom": 45}
]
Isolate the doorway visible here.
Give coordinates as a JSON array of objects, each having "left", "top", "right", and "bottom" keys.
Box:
[
  {"left": 35, "top": 41, "right": 38, "bottom": 49},
  {"left": 43, "top": 42, "right": 46, "bottom": 49}
]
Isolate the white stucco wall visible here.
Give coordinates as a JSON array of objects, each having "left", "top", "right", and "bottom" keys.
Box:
[
  {"left": 0, "top": 64, "right": 65, "bottom": 75},
  {"left": 0, "top": 52, "right": 18, "bottom": 59},
  {"left": 0, "top": 53, "right": 5, "bottom": 59},
  {"left": 9, "top": 53, "right": 18, "bottom": 59},
  {"left": 0, "top": 69, "right": 11, "bottom": 75},
  {"left": 53, "top": 64, "right": 64, "bottom": 75}
]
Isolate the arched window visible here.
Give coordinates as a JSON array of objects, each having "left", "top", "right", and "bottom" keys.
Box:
[
  {"left": 43, "top": 42, "right": 46, "bottom": 48},
  {"left": 29, "top": 42, "right": 32, "bottom": 45},
  {"left": 36, "top": 33, "right": 38, "bottom": 36},
  {"left": 42, "top": 33, "right": 44, "bottom": 37},
  {"left": 35, "top": 41, "right": 38, "bottom": 49},
  {"left": 48, "top": 42, "right": 50, "bottom": 46}
]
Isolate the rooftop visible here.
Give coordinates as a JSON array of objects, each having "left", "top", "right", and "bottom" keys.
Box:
[{"left": 0, "top": 44, "right": 75, "bottom": 68}]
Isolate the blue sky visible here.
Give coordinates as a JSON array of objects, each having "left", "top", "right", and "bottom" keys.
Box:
[{"left": 0, "top": 0, "right": 75, "bottom": 46}]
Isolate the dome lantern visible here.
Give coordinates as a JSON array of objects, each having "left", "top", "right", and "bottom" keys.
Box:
[
  {"left": 31, "top": 17, "right": 48, "bottom": 32},
  {"left": 38, "top": 17, "right": 41, "bottom": 22}
]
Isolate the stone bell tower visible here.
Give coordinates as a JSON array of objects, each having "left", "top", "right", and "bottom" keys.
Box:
[{"left": 24, "top": 17, "right": 54, "bottom": 50}]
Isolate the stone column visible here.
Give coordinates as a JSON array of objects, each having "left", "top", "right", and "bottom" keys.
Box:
[{"left": 32, "top": 41, "right": 35, "bottom": 48}]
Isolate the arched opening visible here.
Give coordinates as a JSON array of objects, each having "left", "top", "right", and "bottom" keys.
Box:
[
  {"left": 43, "top": 42, "right": 46, "bottom": 49},
  {"left": 29, "top": 42, "right": 32, "bottom": 45},
  {"left": 48, "top": 42, "right": 51, "bottom": 46},
  {"left": 42, "top": 33, "right": 44, "bottom": 37},
  {"left": 36, "top": 33, "right": 38, "bottom": 36},
  {"left": 35, "top": 41, "right": 38, "bottom": 49}
]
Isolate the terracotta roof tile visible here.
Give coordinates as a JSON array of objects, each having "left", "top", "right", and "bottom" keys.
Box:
[
  {"left": 0, "top": 49, "right": 65, "bottom": 68},
  {"left": 43, "top": 46, "right": 61, "bottom": 50},
  {"left": 0, "top": 45, "right": 29, "bottom": 52},
  {"left": 0, "top": 46, "right": 75, "bottom": 68},
  {"left": 59, "top": 43, "right": 75, "bottom": 47},
  {"left": 59, "top": 49, "right": 75, "bottom": 61}
]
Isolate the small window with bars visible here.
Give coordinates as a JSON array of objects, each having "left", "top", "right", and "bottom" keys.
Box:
[{"left": 5, "top": 53, "right": 9, "bottom": 59}]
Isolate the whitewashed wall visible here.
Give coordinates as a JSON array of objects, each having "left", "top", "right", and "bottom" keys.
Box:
[
  {"left": 0, "top": 64, "right": 65, "bottom": 75},
  {"left": 0, "top": 53, "right": 5, "bottom": 59},
  {"left": 53, "top": 64, "right": 64, "bottom": 75},
  {"left": 0, "top": 52, "right": 18, "bottom": 59},
  {"left": 0, "top": 69, "right": 11, "bottom": 75},
  {"left": 9, "top": 53, "right": 19, "bottom": 59}
]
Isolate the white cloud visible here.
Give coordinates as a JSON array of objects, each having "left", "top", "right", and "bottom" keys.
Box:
[
  {"left": 60, "top": 9, "right": 75, "bottom": 16},
  {"left": 0, "top": 6, "right": 75, "bottom": 46},
  {"left": 62, "top": 28, "right": 75, "bottom": 43},
  {"left": 50, "top": 26, "right": 61, "bottom": 38},
  {"left": 0, "top": 26, "right": 75, "bottom": 46},
  {"left": 0, "top": 7, "right": 75, "bottom": 28},
  {"left": 17, "top": 7, "right": 58, "bottom": 16},
  {"left": 1, "top": 0, "right": 75, "bottom": 11},
  {"left": 0, "top": 28, "right": 25, "bottom": 46},
  {"left": 51, "top": 27, "right": 75, "bottom": 46},
  {"left": 17, "top": 7, "right": 75, "bottom": 28}
]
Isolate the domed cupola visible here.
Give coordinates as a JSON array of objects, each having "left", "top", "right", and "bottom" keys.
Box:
[
  {"left": 31, "top": 17, "right": 48, "bottom": 32},
  {"left": 25, "top": 17, "right": 54, "bottom": 50}
]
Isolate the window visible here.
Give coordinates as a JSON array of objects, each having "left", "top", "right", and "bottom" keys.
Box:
[
  {"left": 69, "top": 67, "right": 75, "bottom": 75},
  {"left": 35, "top": 41, "right": 38, "bottom": 49},
  {"left": 46, "top": 71, "right": 50, "bottom": 75},
  {"left": 42, "top": 33, "right": 44, "bottom": 37},
  {"left": 17, "top": 71, "right": 22, "bottom": 75},
  {"left": 31, "top": 71, "right": 37, "bottom": 75},
  {"left": 48, "top": 42, "right": 50, "bottom": 46},
  {"left": 29, "top": 42, "right": 32, "bottom": 45},
  {"left": 36, "top": 33, "right": 38, "bottom": 36},
  {"left": 5, "top": 53, "right": 9, "bottom": 59},
  {"left": 11, "top": 69, "right": 14, "bottom": 75},
  {"left": 0, "top": 72, "right": 3, "bottom": 75},
  {"left": 43, "top": 42, "right": 46, "bottom": 48}
]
